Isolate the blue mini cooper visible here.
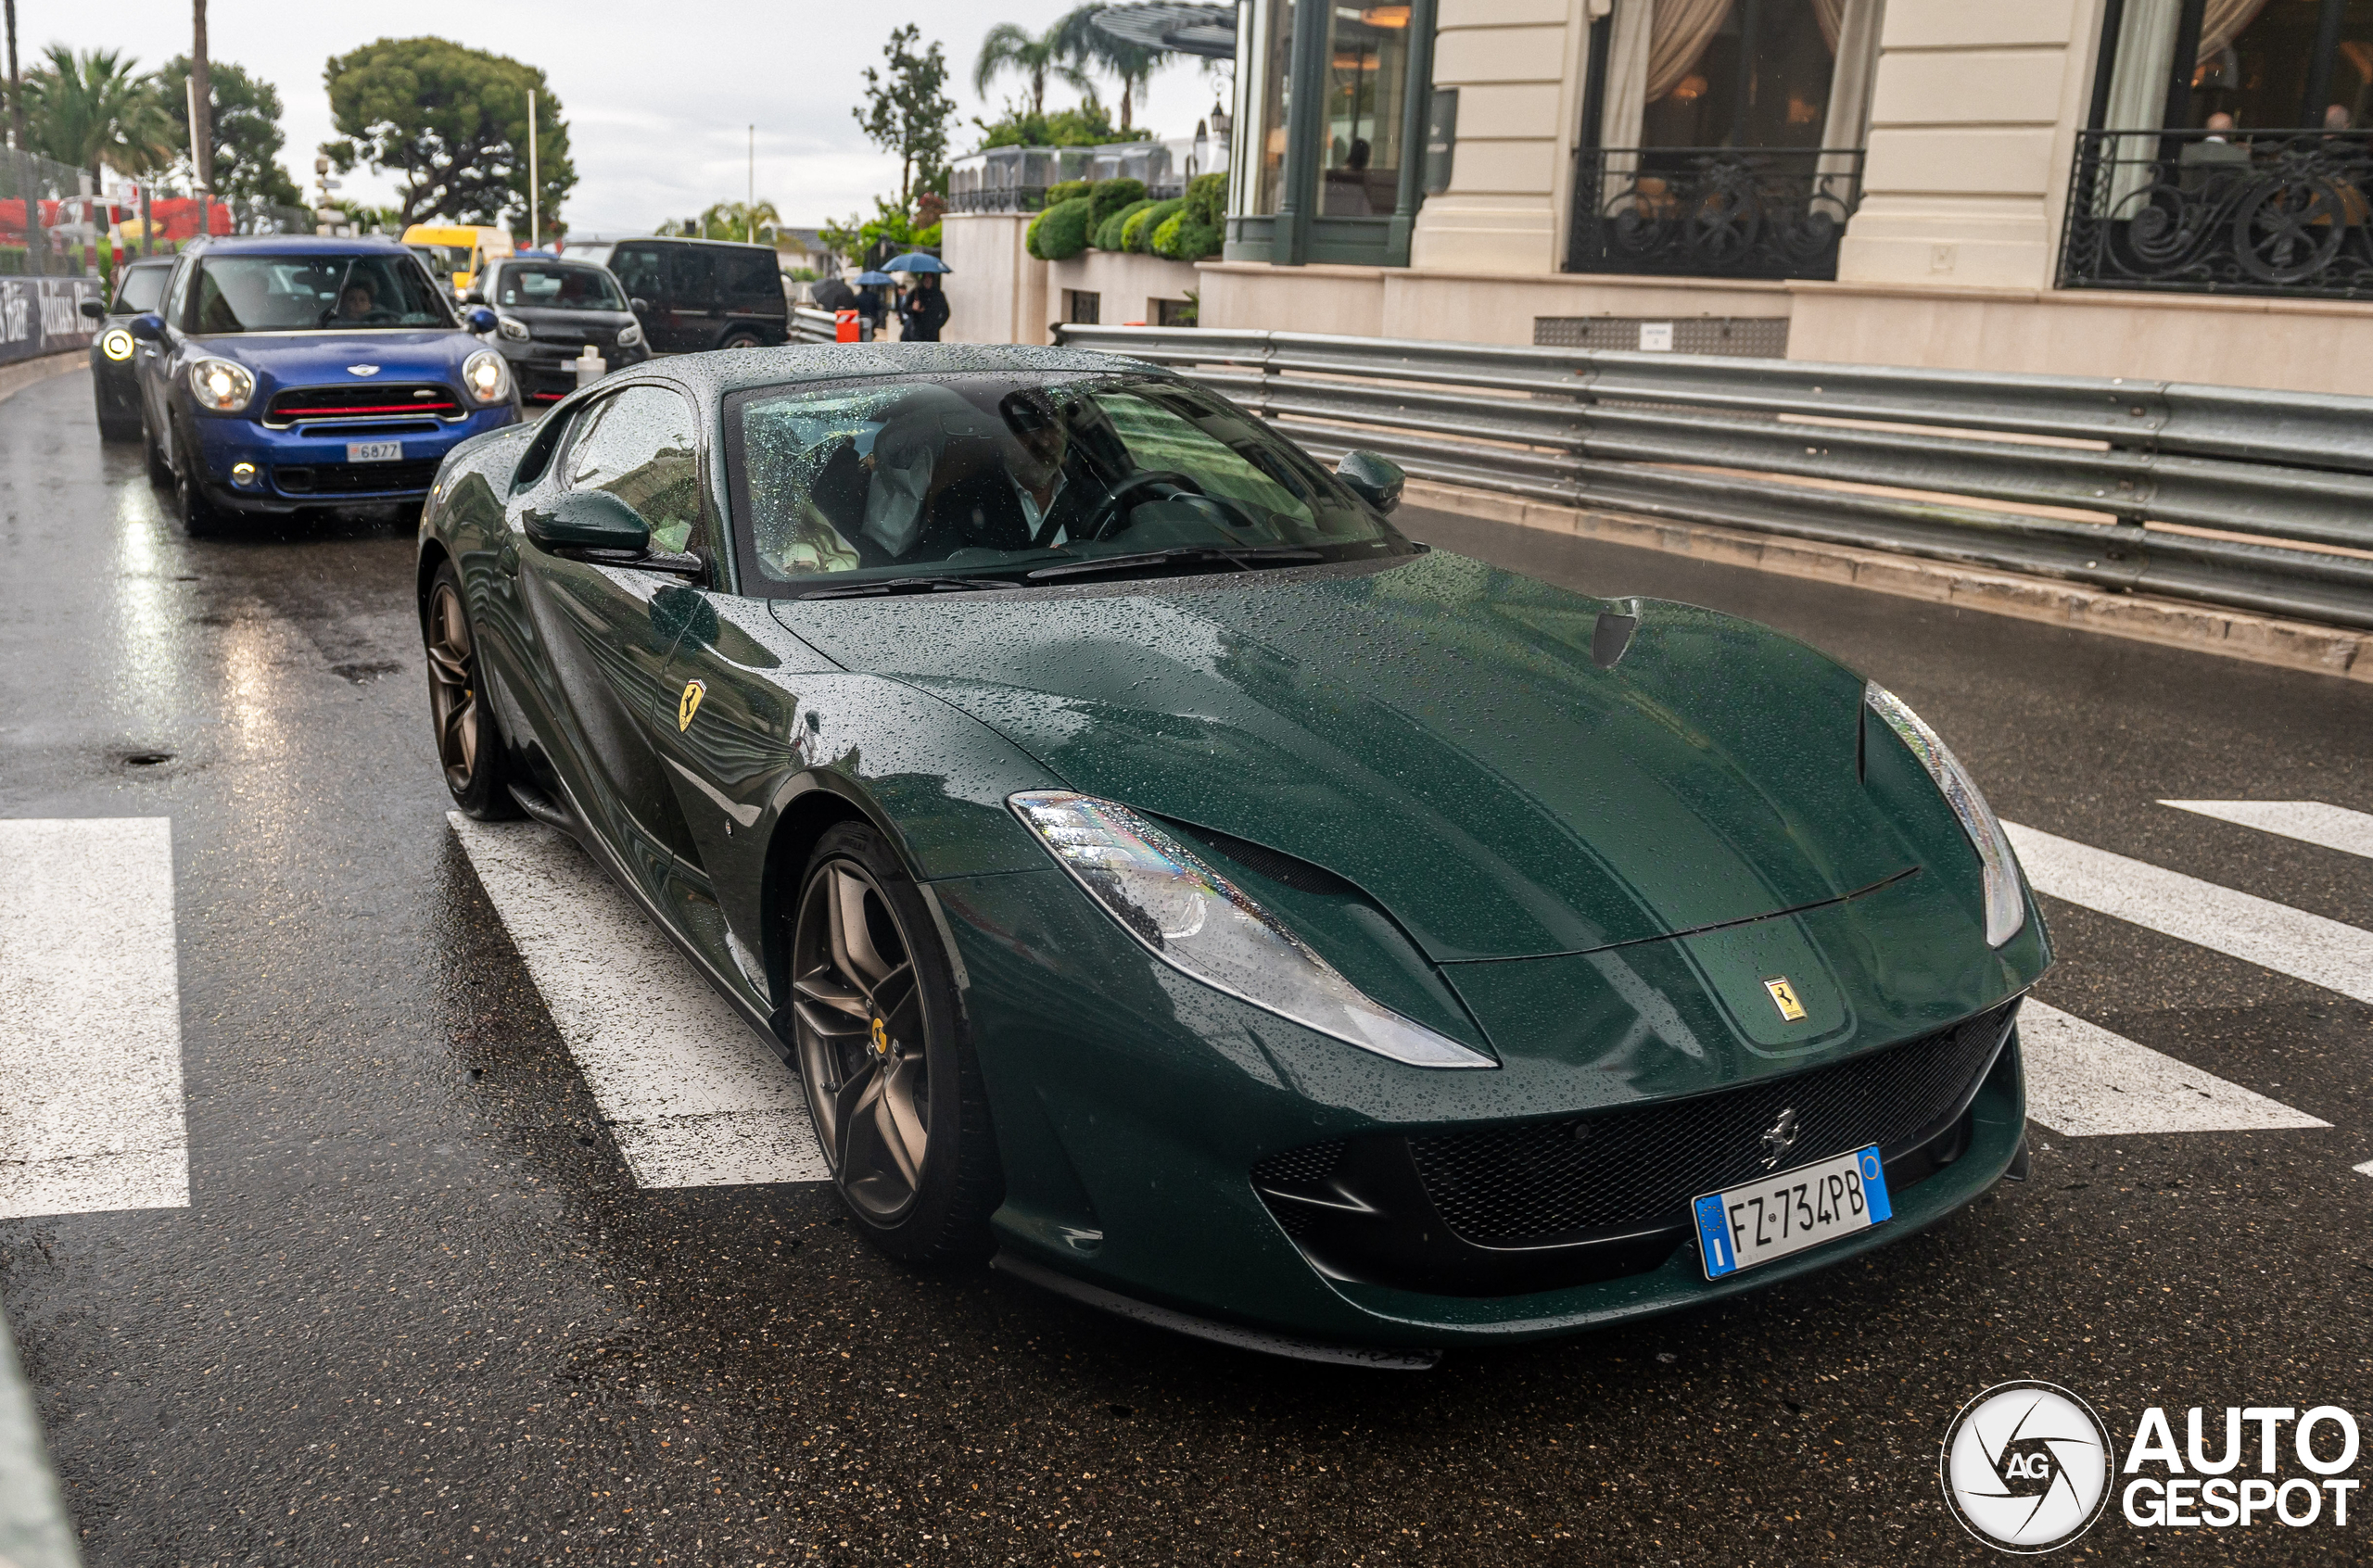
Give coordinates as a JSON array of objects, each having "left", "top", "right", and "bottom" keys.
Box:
[{"left": 129, "top": 235, "right": 522, "bottom": 528}]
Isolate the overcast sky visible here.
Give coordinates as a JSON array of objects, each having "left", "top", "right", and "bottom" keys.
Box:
[{"left": 33, "top": 2, "right": 1231, "bottom": 234}]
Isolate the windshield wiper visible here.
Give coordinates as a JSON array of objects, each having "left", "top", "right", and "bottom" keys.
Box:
[
  {"left": 793, "top": 575, "right": 1025, "bottom": 600},
  {"left": 1024, "top": 546, "right": 1326, "bottom": 582}
]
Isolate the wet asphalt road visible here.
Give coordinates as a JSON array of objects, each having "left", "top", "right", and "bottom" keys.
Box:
[{"left": 3, "top": 364, "right": 2370, "bottom": 1567}]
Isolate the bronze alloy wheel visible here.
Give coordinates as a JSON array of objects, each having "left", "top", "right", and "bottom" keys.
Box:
[
  {"left": 425, "top": 580, "right": 482, "bottom": 791},
  {"left": 791, "top": 855, "right": 933, "bottom": 1221}
]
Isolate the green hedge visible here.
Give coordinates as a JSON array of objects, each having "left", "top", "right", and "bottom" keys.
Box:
[
  {"left": 1123, "top": 198, "right": 1183, "bottom": 253},
  {"left": 1043, "top": 179, "right": 1092, "bottom": 207},
  {"left": 1094, "top": 197, "right": 1157, "bottom": 251},
  {"left": 1026, "top": 196, "right": 1095, "bottom": 261},
  {"left": 1088, "top": 178, "right": 1146, "bottom": 231},
  {"left": 1153, "top": 172, "right": 1227, "bottom": 262}
]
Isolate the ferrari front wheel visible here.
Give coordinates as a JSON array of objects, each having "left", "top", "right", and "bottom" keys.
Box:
[
  {"left": 423, "top": 561, "right": 519, "bottom": 819},
  {"left": 789, "top": 823, "right": 999, "bottom": 1262}
]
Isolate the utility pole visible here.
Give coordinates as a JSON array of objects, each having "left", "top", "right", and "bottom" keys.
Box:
[
  {"left": 527, "top": 89, "right": 539, "bottom": 250},
  {"left": 189, "top": 0, "right": 213, "bottom": 192},
  {"left": 4, "top": 0, "right": 25, "bottom": 152},
  {"left": 747, "top": 124, "right": 755, "bottom": 244},
  {"left": 7, "top": 0, "right": 41, "bottom": 276}
]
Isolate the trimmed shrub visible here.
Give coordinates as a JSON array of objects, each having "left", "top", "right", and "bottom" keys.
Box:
[
  {"left": 1088, "top": 178, "right": 1146, "bottom": 230},
  {"left": 1152, "top": 172, "right": 1228, "bottom": 262},
  {"left": 1095, "top": 198, "right": 1156, "bottom": 251},
  {"left": 1043, "top": 179, "right": 1092, "bottom": 207},
  {"left": 1149, "top": 211, "right": 1186, "bottom": 259},
  {"left": 1027, "top": 196, "right": 1095, "bottom": 261},
  {"left": 1123, "top": 198, "right": 1183, "bottom": 253}
]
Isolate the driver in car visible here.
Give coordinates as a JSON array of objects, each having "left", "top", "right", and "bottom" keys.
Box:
[
  {"left": 998, "top": 388, "right": 1072, "bottom": 546},
  {"left": 335, "top": 276, "right": 380, "bottom": 323}
]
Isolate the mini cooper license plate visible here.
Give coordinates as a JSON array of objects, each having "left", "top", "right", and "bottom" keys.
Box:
[
  {"left": 346, "top": 440, "right": 402, "bottom": 463},
  {"left": 1694, "top": 1144, "right": 1893, "bottom": 1279}
]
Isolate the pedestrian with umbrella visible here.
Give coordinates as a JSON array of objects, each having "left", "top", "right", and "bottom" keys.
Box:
[
  {"left": 852, "top": 270, "right": 895, "bottom": 340},
  {"left": 885, "top": 252, "right": 952, "bottom": 343}
]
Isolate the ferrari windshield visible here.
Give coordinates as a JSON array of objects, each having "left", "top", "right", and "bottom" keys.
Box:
[
  {"left": 730, "top": 373, "right": 1406, "bottom": 588},
  {"left": 184, "top": 254, "right": 456, "bottom": 333}
]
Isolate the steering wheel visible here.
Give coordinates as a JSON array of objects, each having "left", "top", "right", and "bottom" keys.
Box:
[{"left": 1074, "top": 470, "right": 1207, "bottom": 543}]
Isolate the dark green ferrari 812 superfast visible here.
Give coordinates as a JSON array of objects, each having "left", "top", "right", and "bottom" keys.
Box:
[{"left": 418, "top": 343, "right": 2049, "bottom": 1366}]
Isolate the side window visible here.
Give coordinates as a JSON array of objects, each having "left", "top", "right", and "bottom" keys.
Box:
[
  {"left": 168, "top": 259, "right": 197, "bottom": 331},
  {"left": 721, "top": 250, "right": 777, "bottom": 309},
  {"left": 564, "top": 386, "right": 707, "bottom": 557},
  {"left": 610, "top": 246, "right": 662, "bottom": 303},
  {"left": 666, "top": 247, "right": 717, "bottom": 308}
]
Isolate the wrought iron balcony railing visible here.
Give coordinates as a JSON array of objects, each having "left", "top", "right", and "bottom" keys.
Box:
[
  {"left": 2061, "top": 127, "right": 2373, "bottom": 299},
  {"left": 947, "top": 182, "right": 1186, "bottom": 215},
  {"left": 1566, "top": 146, "right": 1864, "bottom": 282}
]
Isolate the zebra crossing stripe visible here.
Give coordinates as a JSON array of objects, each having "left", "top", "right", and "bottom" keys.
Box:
[
  {"left": 0, "top": 819, "right": 189, "bottom": 1220},
  {"left": 2003, "top": 821, "right": 2373, "bottom": 1007},
  {"left": 2018, "top": 1001, "right": 2326, "bottom": 1137},
  {"left": 2158, "top": 799, "right": 2373, "bottom": 862},
  {"left": 447, "top": 813, "right": 828, "bottom": 1188}
]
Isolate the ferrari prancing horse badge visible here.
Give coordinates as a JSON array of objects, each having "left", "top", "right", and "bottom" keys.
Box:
[
  {"left": 678, "top": 679, "right": 705, "bottom": 732},
  {"left": 1763, "top": 975, "right": 1808, "bottom": 1022}
]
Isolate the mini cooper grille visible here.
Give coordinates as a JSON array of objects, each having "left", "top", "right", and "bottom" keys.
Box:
[
  {"left": 1406, "top": 1003, "right": 2017, "bottom": 1246},
  {"left": 274, "top": 458, "right": 442, "bottom": 496},
  {"left": 265, "top": 384, "right": 461, "bottom": 424}
]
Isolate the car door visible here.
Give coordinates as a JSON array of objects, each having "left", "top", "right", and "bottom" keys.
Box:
[
  {"left": 663, "top": 246, "right": 722, "bottom": 351},
  {"left": 608, "top": 243, "right": 667, "bottom": 350},
  {"left": 508, "top": 382, "right": 712, "bottom": 890}
]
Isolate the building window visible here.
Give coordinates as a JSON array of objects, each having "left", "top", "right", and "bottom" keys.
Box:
[
  {"left": 1225, "top": 0, "right": 1441, "bottom": 266},
  {"left": 1567, "top": 0, "right": 1879, "bottom": 281},
  {"left": 1154, "top": 296, "right": 1199, "bottom": 326},
  {"left": 2063, "top": 0, "right": 2373, "bottom": 297},
  {"left": 1065, "top": 289, "right": 1102, "bottom": 324}
]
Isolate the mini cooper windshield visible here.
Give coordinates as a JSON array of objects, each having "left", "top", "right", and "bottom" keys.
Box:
[
  {"left": 728, "top": 373, "right": 1410, "bottom": 591},
  {"left": 185, "top": 253, "right": 457, "bottom": 333}
]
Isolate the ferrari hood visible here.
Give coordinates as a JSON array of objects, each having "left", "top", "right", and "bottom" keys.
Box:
[{"left": 771, "top": 550, "right": 1922, "bottom": 961}]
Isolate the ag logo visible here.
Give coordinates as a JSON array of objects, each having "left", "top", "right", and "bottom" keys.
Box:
[
  {"left": 1941, "top": 1382, "right": 2113, "bottom": 1553},
  {"left": 678, "top": 679, "right": 705, "bottom": 731}
]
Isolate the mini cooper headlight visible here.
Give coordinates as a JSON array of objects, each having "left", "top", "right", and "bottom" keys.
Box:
[
  {"left": 1864, "top": 682, "right": 2026, "bottom": 947},
  {"left": 1010, "top": 791, "right": 1496, "bottom": 1069},
  {"left": 101, "top": 328, "right": 135, "bottom": 361},
  {"left": 496, "top": 314, "right": 530, "bottom": 341},
  {"left": 188, "top": 357, "right": 255, "bottom": 412},
  {"left": 615, "top": 320, "right": 644, "bottom": 348},
  {"left": 462, "top": 348, "right": 511, "bottom": 404}
]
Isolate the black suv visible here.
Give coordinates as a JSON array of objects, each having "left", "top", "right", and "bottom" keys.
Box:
[{"left": 603, "top": 237, "right": 787, "bottom": 354}]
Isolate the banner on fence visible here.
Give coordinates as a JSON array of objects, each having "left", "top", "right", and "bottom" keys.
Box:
[{"left": 0, "top": 277, "right": 104, "bottom": 367}]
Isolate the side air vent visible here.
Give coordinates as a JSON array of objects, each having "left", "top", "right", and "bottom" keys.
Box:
[{"left": 1592, "top": 612, "right": 1639, "bottom": 669}]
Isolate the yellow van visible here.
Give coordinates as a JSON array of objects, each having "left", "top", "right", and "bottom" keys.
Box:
[{"left": 400, "top": 223, "right": 516, "bottom": 299}]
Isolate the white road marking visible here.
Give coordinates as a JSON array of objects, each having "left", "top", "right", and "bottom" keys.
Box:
[
  {"left": 0, "top": 819, "right": 188, "bottom": 1219},
  {"left": 2004, "top": 821, "right": 2373, "bottom": 1007},
  {"left": 2018, "top": 1001, "right": 2326, "bottom": 1137},
  {"left": 448, "top": 814, "right": 827, "bottom": 1187},
  {"left": 2159, "top": 799, "right": 2373, "bottom": 862},
  {"left": 2356, "top": 1160, "right": 2373, "bottom": 1179}
]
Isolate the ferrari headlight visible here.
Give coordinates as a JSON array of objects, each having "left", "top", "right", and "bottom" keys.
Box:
[
  {"left": 462, "top": 348, "right": 511, "bottom": 404},
  {"left": 187, "top": 357, "right": 255, "bottom": 412},
  {"left": 101, "top": 328, "right": 134, "bottom": 361},
  {"left": 1865, "top": 682, "right": 2026, "bottom": 947},
  {"left": 496, "top": 313, "right": 530, "bottom": 341},
  {"left": 1010, "top": 791, "right": 1495, "bottom": 1069},
  {"left": 615, "top": 320, "right": 643, "bottom": 348}
]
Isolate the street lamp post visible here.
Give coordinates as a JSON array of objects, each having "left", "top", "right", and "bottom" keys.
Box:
[{"left": 528, "top": 89, "right": 539, "bottom": 251}]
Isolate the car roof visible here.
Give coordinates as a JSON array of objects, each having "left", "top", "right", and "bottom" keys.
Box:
[
  {"left": 620, "top": 235, "right": 775, "bottom": 253},
  {"left": 655, "top": 342, "right": 1165, "bottom": 399},
  {"left": 193, "top": 234, "right": 413, "bottom": 254}
]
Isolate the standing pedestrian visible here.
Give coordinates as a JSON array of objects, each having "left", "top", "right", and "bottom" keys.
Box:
[{"left": 898, "top": 274, "right": 950, "bottom": 342}]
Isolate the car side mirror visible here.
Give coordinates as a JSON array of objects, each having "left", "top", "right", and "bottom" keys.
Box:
[
  {"left": 127, "top": 311, "right": 166, "bottom": 344},
  {"left": 80, "top": 297, "right": 105, "bottom": 320},
  {"left": 1336, "top": 449, "right": 1406, "bottom": 513},
  {"left": 463, "top": 288, "right": 487, "bottom": 306},
  {"left": 465, "top": 306, "right": 499, "bottom": 334},
  {"left": 628, "top": 297, "right": 649, "bottom": 314},
  {"left": 525, "top": 489, "right": 651, "bottom": 554}
]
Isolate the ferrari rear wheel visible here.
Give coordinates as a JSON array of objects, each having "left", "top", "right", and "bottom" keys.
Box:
[
  {"left": 424, "top": 562, "right": 520, "bottom": 819},
  {"left": 790, "top": 824, "right": 998, "bottom": 1261}
]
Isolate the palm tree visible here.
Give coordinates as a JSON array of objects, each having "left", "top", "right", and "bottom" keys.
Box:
[
  {"left": 1054, "top": 6, "right": 1161, "bottom": 137},
  {"left": 975, "top": 20, "right": 1094, "bottom": 121},
  {"left": 25, "top": 45, "right": 172, "bottom": 185},
  {"left": 701, "top": 197, "right": 781, "bottom": 243}
]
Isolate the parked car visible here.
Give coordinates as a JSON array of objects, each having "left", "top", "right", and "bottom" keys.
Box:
[
  {"left": 467, "top": 254, "right": 650, "bottom": 408},
  {"left": 402, "top": 222, "right": 515, "bottom": 300},
  {"left": 82, "top": 255, "right": 176, "bottom": 441},
  {"left": 128, "top": 235, "right": 523, "bottom": 529},
  {"left": 415, "top": 343, "right": 2047, "bottom": 1363},
  {"left": 603, "top": 237, "right": 787, "bottom": 353}
]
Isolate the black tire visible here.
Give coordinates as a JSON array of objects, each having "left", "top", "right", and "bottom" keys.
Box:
[
  {"left": 422, "top": 561, "right": 522, "bottom": 819},
  {"left": 141, "top": 405, "right": 171, "bottom": 486},
  {"left": 96, "top": 387, "right": 141, "bottom": 442},
  {"left": 718, "top": 329, "right": 765, "bottom": 351},
  {"left": 171, "top": 431, "right": 230, "bottom": 537},
  {"left": 788, "top": 822, "right": 1000, "bottom": 1263}
]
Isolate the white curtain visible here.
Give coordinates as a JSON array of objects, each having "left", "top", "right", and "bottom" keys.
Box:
[
  {"left": 1816, "top": 0, "right": 1884, "bottom": 191},
  {"left": 1598, "top": 0, "right": 1738, "bottom": 153},
  {"left": 2199, "top": 0, "right": 2275, "bottom": 61},
  {"left": 2100, "top": 0, "right": 2183, "bottom": 212}
]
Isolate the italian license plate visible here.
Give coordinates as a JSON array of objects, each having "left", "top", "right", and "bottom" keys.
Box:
[
  {"left": 346, "top": 440, "right": 402, "bottom": 463},
  {"left": 1694, "top": 1144, "right": 1893, "bottom": 1279}
]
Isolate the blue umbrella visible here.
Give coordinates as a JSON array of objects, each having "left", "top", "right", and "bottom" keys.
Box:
[
  {"left": 882, "top": 252, "right": 950, "bottom": 273},
  {"left": 853, "top": 271, "right": 895, "bottom": 285}
]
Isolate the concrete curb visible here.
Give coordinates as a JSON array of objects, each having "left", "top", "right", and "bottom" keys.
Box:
[
  {"left": 1403, "top": 478, "right": 2371, "bottom": 686},
  {"left": 0, "top": 1309, "right": 79, "bottom": 1568},
  {"left": 0, "top": 352, "right": 88, "bottom": 408}
]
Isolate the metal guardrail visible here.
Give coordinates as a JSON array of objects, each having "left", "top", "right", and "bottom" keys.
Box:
[
  {"left": 789, "top": 306, "right": 837, "bottom": 345},
  {"left": 1050, "top": 324, "right": 2373, "bottom": 631}
]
